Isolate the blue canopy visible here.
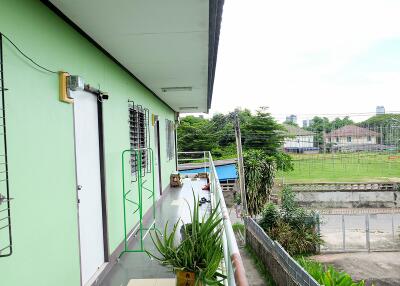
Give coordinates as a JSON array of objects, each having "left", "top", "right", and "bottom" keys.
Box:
[{"left": 179, "top": 163, "right": 237, "bottom": 181}]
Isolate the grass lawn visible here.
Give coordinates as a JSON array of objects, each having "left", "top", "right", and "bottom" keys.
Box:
[{"left": 277, "top": 152, "right": 400, "bottom": 183}]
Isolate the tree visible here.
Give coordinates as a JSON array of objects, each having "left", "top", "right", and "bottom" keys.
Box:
[
  {"left": 361, "top": 114, "right": 400, "bottom": 127},
  {"left": 283, "top": 120, "right": 299, "bottom": 127},
  {"left": 242, "top": 149, "right": 276, "bottom": 216},
  {"left": 242, "top": 107, "right": 293, "bottom": 171},
  {"left": 305, "top": 116, "right": 330, "bottom": 148},
  {"left": 360, "top": 114, "right": 400, "bottom": 145},
  {"left": 177, "top": 116, "right": 218, "bottom": 152},
  {"left": 210, "top": 113, "right": 235, "bottom": 147},
  {"left": 242, "top": 107, "right": 285, "bottom": 154},
  {"left": 331, "top": 116, "right": 354, "bottom": 129}
]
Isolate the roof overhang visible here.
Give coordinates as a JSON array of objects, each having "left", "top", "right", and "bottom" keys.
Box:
[{"left": 43, "top": 0, "right": 224, "bottom": 113}]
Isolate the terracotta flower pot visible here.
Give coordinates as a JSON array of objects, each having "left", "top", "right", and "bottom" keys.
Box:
[{"left": 176, "top": 270, "right": 201, "bottom": 286}]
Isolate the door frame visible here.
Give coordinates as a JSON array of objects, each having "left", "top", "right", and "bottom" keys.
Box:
[
  {"left": 73, "top": 92, "right": 109, "bottom": 285},
  {"left": 96, "top": 99, "right": 109, "bottom": 262},
  {"left": 154, "top": 117, "right": 163, "bottom": 195}
]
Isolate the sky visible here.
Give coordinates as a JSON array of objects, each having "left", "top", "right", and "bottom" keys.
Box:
[{"left": 209, "top": 0, "right": 400, "bottom": 123}]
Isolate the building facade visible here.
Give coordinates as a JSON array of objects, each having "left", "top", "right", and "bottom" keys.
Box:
[
  {"left": 324, "top": 125, "right": 380, "bottom": 148},
  {"left": 282, "top": 124, "right": 316, "bottom": 153},
  {"left": 0, "top": 1, "right": 223, "bottom": 285}
]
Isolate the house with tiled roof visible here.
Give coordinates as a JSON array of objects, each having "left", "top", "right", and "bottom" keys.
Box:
[{"left": 324, "top": 125, "right": 380, "bottom": 146}]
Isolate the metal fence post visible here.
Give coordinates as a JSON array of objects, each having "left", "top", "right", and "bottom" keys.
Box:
[
  {"left": 316, "top": 212, "right": 321, "bottom": 253},
  {"left": 366, "top": 214, "right": 370, "bottom": 252},
  {"left": 392, "top": 212, "right": 395, "bottom": 242},
  {"left": 342, "top": 214, "right": 346, "bottom": 251}
]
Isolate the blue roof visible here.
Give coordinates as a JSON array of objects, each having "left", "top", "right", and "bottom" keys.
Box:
[{"left": 179, "top": 163, "right": 237, "bottom": 181}]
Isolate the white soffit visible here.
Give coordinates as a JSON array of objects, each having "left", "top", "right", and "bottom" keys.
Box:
[{"left": 49, "top": 0, "right": 210, "bottom": 113}]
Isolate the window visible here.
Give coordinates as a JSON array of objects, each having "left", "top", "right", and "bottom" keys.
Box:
[
  {"left": 128, "top": 102, "right": 149, "bottom": 176},
  {"left": 166, "top": 119, "right": 175, "bottom": 161},
  {"left": 336, "top": 137, "right": 339, "bottom": 143},
  {"left": 347, "top": 136, "right": 352, "bottom": 142},
  {"left": 367, "top": 136, "right": 371, "bottom": 142}
]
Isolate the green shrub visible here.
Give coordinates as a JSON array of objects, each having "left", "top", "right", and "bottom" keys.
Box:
[
  {"left": 258, "top": 203, "right": 279, "bottom": 230},
  {"left": 297, "top": 257, "right": 366, "bottom": 286},
  {"left": 232, "top": 222, "right": 245, "bottom": 235},
  {"left": 269, "top": 221, "right": 323, "bottom": 255},
  {"left": 259, "top": 186, "right": 322, "bottom": 255}
]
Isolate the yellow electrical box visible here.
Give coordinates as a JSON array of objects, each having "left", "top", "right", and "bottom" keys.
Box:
[{"left": 59, "top": 71, "right": 73, "bottom": 104}]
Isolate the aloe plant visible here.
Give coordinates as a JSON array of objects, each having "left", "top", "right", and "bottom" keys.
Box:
[{"left": 147, "top": 193, "right": 227, "bottom": 285}]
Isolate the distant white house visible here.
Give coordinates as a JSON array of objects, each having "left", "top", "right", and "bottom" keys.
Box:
[
  {"left": 324, "top": 125, "right": 381, "bottom": 151},
  {"left": 282, "top": 124, "right": 317, "bottom": 153}
]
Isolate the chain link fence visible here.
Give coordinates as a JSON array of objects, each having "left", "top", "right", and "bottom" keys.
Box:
[{"left": 319, "top": 212, "right": 400, "bottom": 252}]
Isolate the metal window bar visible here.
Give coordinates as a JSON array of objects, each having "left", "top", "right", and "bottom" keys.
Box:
[
  {"left": 0, "top": 33, "right": 12, "bottom": 258},
  {"left": 128, "top": 101, "right": 150, "bottom": 181}
]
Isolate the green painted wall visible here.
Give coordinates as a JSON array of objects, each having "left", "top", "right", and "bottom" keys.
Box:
[{"left": 0, "top": 0, "right": 177, "bottom": 285}]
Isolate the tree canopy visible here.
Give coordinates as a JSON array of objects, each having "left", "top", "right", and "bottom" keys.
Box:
[{"left": 177, "top": 107, "right": 293, "bottom": 171}]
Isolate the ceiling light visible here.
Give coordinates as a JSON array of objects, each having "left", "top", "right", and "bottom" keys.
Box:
[
  {"left": 179, "top": 107, "right": 198, "bottom": 110},
  {"left": 161, "top": 87, "right": 192, "bottom": 92}
]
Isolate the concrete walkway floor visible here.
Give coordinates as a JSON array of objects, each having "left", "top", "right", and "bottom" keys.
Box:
[
  {"left": 239, "top": 247, "right": 270, "bottom": 286},
  {"left": 100, "top": 178, "right": 211, "bottom": 286},
  {"left": 313, "top": 252, "right": 400, "bottom": 286}
]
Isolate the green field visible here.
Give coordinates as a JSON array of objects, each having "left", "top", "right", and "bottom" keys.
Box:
[{"left": 277, "top": 152, "right": 400, "bottom": 183}]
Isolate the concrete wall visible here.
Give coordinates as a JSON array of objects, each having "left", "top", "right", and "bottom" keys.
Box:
[
  {"left": 296, "top": 190, "right": 400, "bottom": 208},
  {"left": 246, "top": 226, "right": 298, "bottom": 286}
]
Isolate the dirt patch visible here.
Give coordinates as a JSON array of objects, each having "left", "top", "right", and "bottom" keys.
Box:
[{"left": 312, "top": 252, "right": 400, "bottom": 286}]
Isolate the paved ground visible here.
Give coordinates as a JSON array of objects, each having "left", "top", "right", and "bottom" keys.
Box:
[
  {"left": 239, "top": 247, "right": 267, "bottom": 286},
  {"left": 231, "top": 209, "right": 272, "bottom": 286},
  {"left": 313, "top": 252, "right": 400, "bottom": 286}
]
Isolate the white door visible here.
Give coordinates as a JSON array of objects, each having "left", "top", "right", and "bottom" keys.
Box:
[{"left": 72, "top": 90, "right": 105, "bottom": 285}]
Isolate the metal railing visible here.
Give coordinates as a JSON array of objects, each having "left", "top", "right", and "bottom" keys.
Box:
[
  {"left": 177, "top": 152, "right": 249, "bottom": 286},
  {"left": 245, "top": 217, "right": 320, "bottom": 286}
]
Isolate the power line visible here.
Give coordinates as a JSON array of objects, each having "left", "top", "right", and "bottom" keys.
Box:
[{"left": 1, "top": 33, "right": 58, "bottom": 74}]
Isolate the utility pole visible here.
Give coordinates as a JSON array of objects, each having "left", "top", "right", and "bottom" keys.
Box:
[{"left": 234, "top": 114, "right": 248, "bottom": 218}]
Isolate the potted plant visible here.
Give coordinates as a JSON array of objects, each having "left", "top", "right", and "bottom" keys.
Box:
[{"left": 147, "top": 194, "right": 226, "bottom": 286}]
